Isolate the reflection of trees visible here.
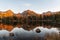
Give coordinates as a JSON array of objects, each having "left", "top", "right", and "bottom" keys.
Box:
[
  {"left": 22, "top": 25, "right": 37, "bottom": 31},
  {"left": 0, "top": 23, "right": 59, "bottom": 31}
]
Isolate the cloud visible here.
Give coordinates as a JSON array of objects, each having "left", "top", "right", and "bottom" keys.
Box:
[{"left": 24, "top": 3, "right": 32, "bottom": 7}]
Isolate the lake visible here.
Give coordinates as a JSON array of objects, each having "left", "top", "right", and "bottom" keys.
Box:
[{"left": 0, "top": 24, "right": 60, "bottom": 40}]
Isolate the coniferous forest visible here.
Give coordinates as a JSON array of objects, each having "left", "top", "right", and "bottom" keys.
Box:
[{"left": 0, "top": 10, "right": 60, "bottom": 26}]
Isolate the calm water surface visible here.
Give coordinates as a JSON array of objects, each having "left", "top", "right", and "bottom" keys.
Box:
[{"left": 0, "top": 25, "right": 59, "bottom": 40}]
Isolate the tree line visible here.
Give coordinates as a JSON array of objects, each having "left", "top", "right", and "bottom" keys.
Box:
[{"left": 0, "top": 11, "right": 60, "bottom": 27}]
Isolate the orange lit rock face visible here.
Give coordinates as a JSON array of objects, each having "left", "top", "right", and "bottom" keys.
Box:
[
  {"left": 15, "top": 13, "right": 21, "bottom": 18},
  {"left": 46, "top": 13, "right": 52, "bottom": 16},
  {"left": 0, "top": 10, "right": 58, "bottom": 18},
  {"left": 0, "top": 10, "right": 14, "bottom": 18},
  {"left": 22, "top": 10, "right": 37, "bottom": 16}
]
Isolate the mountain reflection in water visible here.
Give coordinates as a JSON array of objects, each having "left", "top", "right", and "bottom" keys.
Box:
[{"left": 0, "top": 24, "right": 60, "bottom": 40}]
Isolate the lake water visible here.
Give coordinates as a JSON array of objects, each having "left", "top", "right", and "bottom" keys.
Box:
[{"left": 0, "top": 24, "right": 60, "bottom": 40}]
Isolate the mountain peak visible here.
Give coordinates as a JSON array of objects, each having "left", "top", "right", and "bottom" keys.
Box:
[
  {"left": 3, "top": 9, "right": 14, "bottom": 17},
  {"left": 26, "top": 9, "right": 32, "bottom": 11},
  {"left": 6, "top": 9, "right": 14, "bottom": 13},
  {"left": 22, "top": 10, "right": 37, "bottom": 16},
  {"left": 25, "top": 9, "right": 34, "bottom": 12}
]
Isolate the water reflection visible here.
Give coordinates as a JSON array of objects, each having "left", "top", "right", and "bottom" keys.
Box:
[
  {"left": 0, "top": 23, "right": 60, "bottom": 31},
  {"left": 0, "top": 23, "right": 59, "bottom": 40}
]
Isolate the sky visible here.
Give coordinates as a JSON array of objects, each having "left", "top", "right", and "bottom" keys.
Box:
[{"left": 0, "top": 0, "right": 60, "bottom": 13}]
